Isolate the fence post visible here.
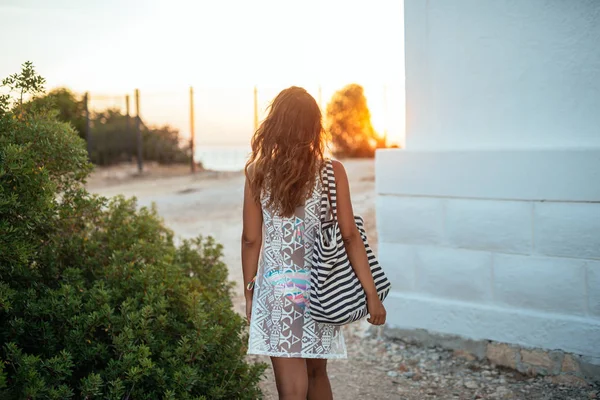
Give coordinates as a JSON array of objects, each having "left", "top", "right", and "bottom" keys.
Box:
[
  {"left": 135, "top": 89, "right": 143, "bottom": 173},
  {"left": 125, "top": 94, "right": 132, "bottom": 162},
  {"left": 253, "top": 85, "right": 258, "bottom": 133},
  {"left": 189, "top": 86, "right": 196, "bottom": 173},
  {"left": 84, "top": 92, "right": 91, "bottom": 160}
]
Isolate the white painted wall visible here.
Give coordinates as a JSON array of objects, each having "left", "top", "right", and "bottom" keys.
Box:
[
  {"left": 404, "top": 0, "right": 600, "bottom": 151},
  {"left": 377, "top": 0, "right": 600, "bottom": 358}
]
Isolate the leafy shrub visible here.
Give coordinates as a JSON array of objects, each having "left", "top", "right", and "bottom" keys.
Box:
[{"left": 0, "top": 62, "right": 264, "bottom": 399}]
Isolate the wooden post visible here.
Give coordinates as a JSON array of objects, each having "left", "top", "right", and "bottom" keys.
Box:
[
  {"left": 135, "top": 89, "right": 143, "bottom": 173},
  {"left": 125, "top": 94, "right": 132, "bottom": 162},
  {"left": 84, "top": 92, "right": 91, "bottom": 160},
  {"left": 253, "top": 85, "right": 259, "bottom": 132},
  {"left": 189, "top": 86, "right": 196, "bottom": 173}
]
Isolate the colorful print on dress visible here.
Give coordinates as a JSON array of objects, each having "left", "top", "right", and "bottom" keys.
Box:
[
  {"left": 264, "top": 268, "right": 310, "bottom": 309},
  {"left": 294, "top": 217, "right": 304, "bottom": 241}
]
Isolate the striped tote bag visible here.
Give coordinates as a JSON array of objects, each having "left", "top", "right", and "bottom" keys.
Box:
[{"left": 309, "top": 160, "right": 391, "bottom": 325}]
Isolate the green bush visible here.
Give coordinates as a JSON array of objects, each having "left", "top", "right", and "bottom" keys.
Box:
[{"left": 0, "top": 62, "right": 264, "bottom": 399}]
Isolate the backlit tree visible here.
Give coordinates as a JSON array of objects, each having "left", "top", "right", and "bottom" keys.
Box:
[{"left": 326, "top": 83, "right": 383, "bottom": 157}]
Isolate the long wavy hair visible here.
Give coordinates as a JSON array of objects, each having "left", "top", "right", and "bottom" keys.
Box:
[{"left": 245, "top": 86, "right": 326, "bottom": 217}]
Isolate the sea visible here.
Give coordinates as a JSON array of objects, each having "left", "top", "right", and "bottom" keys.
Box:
[{"left": 194, "top": 145, "right": 251, "bottom": 171}]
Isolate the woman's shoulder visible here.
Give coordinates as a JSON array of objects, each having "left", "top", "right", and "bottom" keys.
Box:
[
  {"left": 245, "top": 161, "right": 257, "bottom": 179},
  {"left": 329, "top": 159, "right": 347, "bottom": 178}
]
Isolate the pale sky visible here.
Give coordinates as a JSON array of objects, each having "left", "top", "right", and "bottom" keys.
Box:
[{"left": 0, "top": 0, "right": 405, "bottom": 145}]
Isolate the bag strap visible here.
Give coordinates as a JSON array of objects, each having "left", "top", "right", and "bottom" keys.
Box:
[{"left": 321, "top": 159, "right": 338, "bottom": 220}]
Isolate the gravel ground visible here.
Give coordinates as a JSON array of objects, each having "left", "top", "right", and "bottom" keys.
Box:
[{"left": 249, "top": 320, "right": 599, "bottom": 399}]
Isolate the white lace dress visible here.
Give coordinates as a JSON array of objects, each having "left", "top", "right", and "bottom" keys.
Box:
[{"left": 247, "top": 173, "right": 347, "bottom": 358}]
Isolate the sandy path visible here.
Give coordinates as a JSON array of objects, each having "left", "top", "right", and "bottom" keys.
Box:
[{"left": 88, "top": 160, "right": 403, "bottom": 399}]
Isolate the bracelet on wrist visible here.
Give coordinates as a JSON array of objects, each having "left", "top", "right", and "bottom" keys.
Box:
[{"left": 246, "top": 275, "right": 257, "bottom": 291}]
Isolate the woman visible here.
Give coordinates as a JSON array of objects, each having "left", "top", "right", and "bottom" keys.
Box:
[{"left": 242, "top": 86, "right": 386, "bottom": 400}]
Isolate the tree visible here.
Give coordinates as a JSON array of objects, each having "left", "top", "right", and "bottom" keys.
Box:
[
  {"left": 1, "top": 61, "right": 46, "bottom": 116},
  {"left": 326, "top": 83, "right": 384, "bottom": 157}
]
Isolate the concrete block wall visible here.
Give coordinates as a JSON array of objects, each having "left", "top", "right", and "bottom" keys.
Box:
[
  {"left": 375, "top": 149, "right": 600, "bottom": 361},
  {"left": 392, "top": 0, "right": 600, "bottom": 382}
]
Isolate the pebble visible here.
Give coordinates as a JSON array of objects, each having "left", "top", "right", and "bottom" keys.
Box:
[
  {"left": 464, "top": 380, "right": 479, "bottom": 389},
  {"left": 391, "top": 355, "right": 404, "bottom": 363},
  {"left": 411, "top": 373, "right": 423, "bottom": 381},
  {"left": 494, "top": 387, "right": 511, "bottom": 394},
  {"left": 387, "top": 371, "right": 398, "bottom": 378}
]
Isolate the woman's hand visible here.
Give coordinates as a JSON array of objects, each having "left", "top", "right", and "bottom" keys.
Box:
[
  {"left": 245, "top": 298, "right": 253, "bottom": 323},
  {"left": 366, "top": 296, "right": 386, "bottom": 326}
]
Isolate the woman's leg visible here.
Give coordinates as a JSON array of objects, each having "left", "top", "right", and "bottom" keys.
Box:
[
  {"left": 270, "top": 357, "right": 308, "bottom": 400},
  {"left": 306, "top": 358, "right": 333, "bottom": 400}
]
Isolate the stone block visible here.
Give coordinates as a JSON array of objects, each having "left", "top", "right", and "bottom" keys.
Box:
[
  {"left": 493, "top": 254, "right": 587, "bottom": 315},
  {"left": 520, "top": 349, "right": 559, "bottom": 374},
  {"left": 377, "top": 196, "right": 444, "bottom": 246},
  {"left": 562, "top": 354, "right": 582, "bottom": 374},
  {"left": 579, "top": 356, "right": 600, "bottom": 383},
  {"left": 375, "top": 149, "right": 600, "bottom": 202},
  {"left": 382, "top": 327, "right": 488, "bottom": 360},
  {"left": 587, "top": 261, "right": 600, "bottom": 317},
  {"left": 445, "top": 199, "right": 532, "bottom": 254},
  {"left": 383, "top": 292, "right": 600, "bottom": 358},
  {"left": 416, "top": 246, "right": 492, "bottom": 302},
  {"left": 534, "top": 202, "right": 600, "bottom": 260},
  {"left": 378, "top": 243, "right": 417, "bottom": 292},
  {"left": 486, "top": 342, "right": 517, "bottom": 369}
]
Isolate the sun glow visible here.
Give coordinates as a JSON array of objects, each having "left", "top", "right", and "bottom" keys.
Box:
[
  {"left": 0, "top": 0, "right": 406, "bottom": 147},
  {"left": 256, "top": 83, "right": 405, "bottom": 148}
]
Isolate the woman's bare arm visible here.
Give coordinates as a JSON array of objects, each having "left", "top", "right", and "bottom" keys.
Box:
[
  {"left": 241, "top": 176, "right": 263, "bottom": 303},
  {"left": 331, "top": 160, "right": 386, "bottom": 325}
]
